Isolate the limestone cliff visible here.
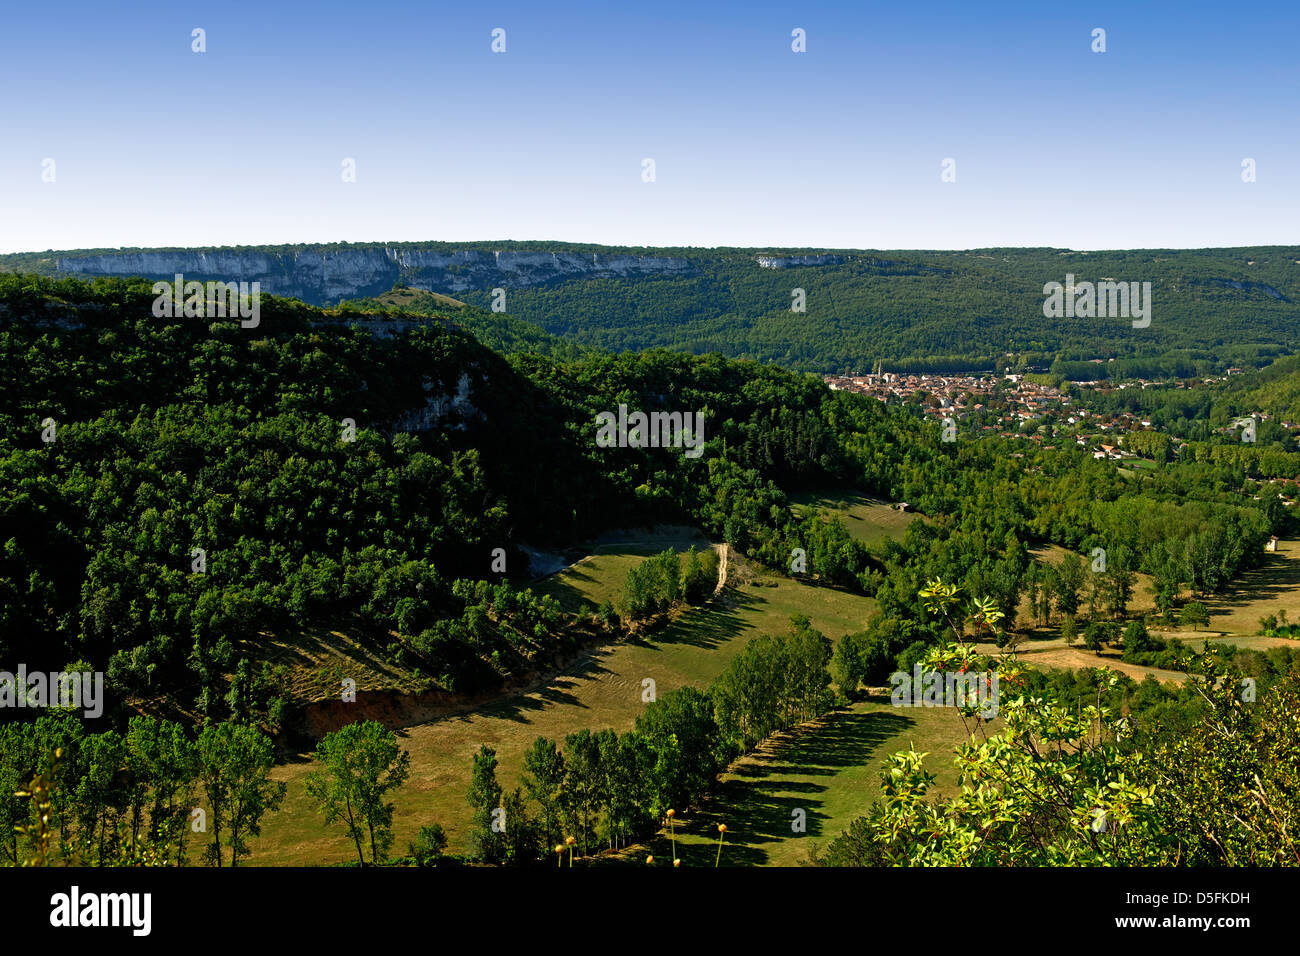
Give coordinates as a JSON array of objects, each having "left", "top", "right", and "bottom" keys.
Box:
[{"left": 54, "top": 246, "right": 697, "bottom": 305}]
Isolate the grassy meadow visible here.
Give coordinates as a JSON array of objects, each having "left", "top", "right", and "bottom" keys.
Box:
[
  {"left": 789, "top": 491, "right": 921, "bottom": 546},
  {"left": 249, "top": 540, "right": 879, "bottom": 864},
  {"left": 532, "top": 526, "right": 715, "bottom": 612},
  {"left": 249, "top": 508, "right": 1298, "bottom": 866},
  {"left": 604, "top": 697, "right": 981, "bottom": 868}
]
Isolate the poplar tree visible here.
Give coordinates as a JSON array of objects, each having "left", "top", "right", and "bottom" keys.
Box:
[
  {"left": 196, "top": 722, "right": 286, "bottom": 867},
  {"left": 466, "top": 744, "right": 506, "bottom": 863},
  {"left": 559, "top": 730, "right": 603, "bottom": 856},
  {"left": 305, "top": 720, "right": 411, "bottom": 865},
  {"left": 521, "top": 736, "right": 565, "bottom": 847}
]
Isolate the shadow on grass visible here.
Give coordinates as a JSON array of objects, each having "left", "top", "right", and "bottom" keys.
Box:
[
  {"left": 587, "top": 708, "right": 915, "bottom": 868},
  {"left": 450, "top": 648, "right": 618, "bottom": 723},
  {"left": 432, "top": 583, "right": 756, "bottom": 727},
  {"left": 534, "top": 565, "right": 602, "bottom": 611},
  {"left": 651, "top": 586, "right": 761, "bottom": 650},
  {"left": 693, "top": 708, "right": 915, "bottom": 865},
  {"left": 1202, "top": 550, "right": 1300, "bottom": 614}
]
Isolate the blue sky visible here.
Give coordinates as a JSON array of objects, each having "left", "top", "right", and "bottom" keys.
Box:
[{"left": 2, "top": 0, "right": 1297, "bottom": 253}]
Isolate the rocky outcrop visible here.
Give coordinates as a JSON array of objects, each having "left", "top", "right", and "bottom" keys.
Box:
[
  {"left": 55, "top": 246, "right": 697, "bottom": 305},
  {"left": 391, "top": 372, "right": 480, "bottom": 433},
  {"left": 755, "top": 254, "right": 843, "bottom": 269},
  {"left": 316, "top": 314, "right": 456, "bottom": 337},
  {"left": 1201, "top": 278, "right": 1289, "bottom": 302}
]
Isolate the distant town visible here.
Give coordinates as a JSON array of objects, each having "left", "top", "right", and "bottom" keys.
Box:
[{"left": 824, "top": 368, "right": 1300, "bottom": 462}]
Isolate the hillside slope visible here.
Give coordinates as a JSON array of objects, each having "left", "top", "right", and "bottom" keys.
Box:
[{"left": 4, "top": 243, "right": 1298, "bottom": 373}]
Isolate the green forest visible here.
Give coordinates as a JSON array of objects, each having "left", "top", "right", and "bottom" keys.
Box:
[
  {"left": 1, "top": 270, "right": 1296, "bottom": 867},
  {"left": 5, "top": 243, "right": 1298, "bottom": 374}
]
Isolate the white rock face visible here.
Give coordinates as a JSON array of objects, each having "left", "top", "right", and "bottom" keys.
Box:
[
  {"left": 755, "top": 254, "right": 843, "bottom": 269},
  {"left": 1206, "top": 278, "right": 1286, "bottom": 300},
  {"left": 392, "top": 372, "right": 480, "bottom": 433},
  {"left": 322, "top": 315, "right": 456, "bottom": 337},
  {"left": 55, "top": 246, "right": 696, "bottom": 304}
]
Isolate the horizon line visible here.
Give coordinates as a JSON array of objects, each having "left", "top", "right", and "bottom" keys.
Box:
[{"left": 4, "top": 240, "right": 1300, "bottom": 257}]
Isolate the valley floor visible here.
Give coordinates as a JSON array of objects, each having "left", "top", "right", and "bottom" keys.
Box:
[
  {"left": 250, "top": 550, "right": 878, "bottom": 864},
  {"left": 248, "top": 525, "right": 1300, "bottom": 866}
]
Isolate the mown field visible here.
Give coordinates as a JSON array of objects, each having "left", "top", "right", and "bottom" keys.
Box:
[
  {"left": 1197, "top": 538, "right": 1300, "bottom": 639},
  {"left": 789, "top": 491, "right": 921, "bottom": 546},
  {"left": 248, "top": 538, "right": 879, "bottom": 864},
  {"left": 1025, "top": 541, "right": 1300, "bottom": 646},
  {"left": 600, "top": 696, "right": 980, "bottom": 868},
  {"left": 995, "top": 542, "right": 1300, "bottom": 680},
  {"left": 532, "top": 526, "right": 716, "bottom": 612}
]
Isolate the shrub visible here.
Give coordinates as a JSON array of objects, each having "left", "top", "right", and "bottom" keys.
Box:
[
  {"left": 410, "top": 823, "right": 448, "bottom": 866},
  {"left": 1060, "top": 615, "right": 1077, "bottom": 646},
  {"left": 895, "top": 640, "right": 932, "bottom": 674},
  {"left": 1179, "top": 602, "right": 1210, "bottom": 631}
]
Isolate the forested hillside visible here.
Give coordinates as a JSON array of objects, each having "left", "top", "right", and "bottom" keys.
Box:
[
  {"left": 0, "top": 273, "right": 861, "bottom": 721},
  {"left": 472, "top": 246, "right": 1300, "bottom": 375},
  {"left": 0, "top": 273, "right": 1279, "bottom": 730},
  {"left": 5, "top": 244, "right": 1298, "bottom": 374},
  {"left": 1072, "top": 352, "right": 1300, "bottom": 462}
]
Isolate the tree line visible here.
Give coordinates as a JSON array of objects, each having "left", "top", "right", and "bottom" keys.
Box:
[
  {"left": 460, "top": 617, "right": 836, "bottom": 865},
  {"left": 1, "top": 715, "right": 284, "bottom": 867}
]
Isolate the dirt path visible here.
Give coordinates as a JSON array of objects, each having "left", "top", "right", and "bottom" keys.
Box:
[
  {"left": 712, "top": 543, "right": 729, "bottom": 598},
  {"left": 1019, "top": 647, "right": 1189, "bottom": 684}
]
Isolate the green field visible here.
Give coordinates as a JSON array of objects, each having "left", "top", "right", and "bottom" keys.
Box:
[
  {"left": 789, "top": 491, "right": 921, "bottom": 547},
  {"left": 1197, "top": 538, "right": 1300, "bottom": 638},
  {"left": 1027, "top": 540, "right": 1300, "bottom": 648},
  {"left": 533, "top": 527, "right": 715, "bottom": 612},
  {"left": 604, "top": 696, "right": 978, "bottom": 867},
  {"left": 249, "top": 546, "right": 878, "bottom": 864}
]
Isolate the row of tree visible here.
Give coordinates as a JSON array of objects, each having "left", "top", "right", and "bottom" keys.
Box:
[
  {"left": 464, "top": 685, "right": 725, "bottom": 865},
  {"left": 620, "top": 546, "right": 718, "bottom": 622},
  {"left": 711, "top": 616, "right": 833, "bottom": 750},
  {"left": 1, "top": 715, "right": 284, "bottom": 867},
  {"left": 460, "top": 617, "right": 837, "bottom": 864}
]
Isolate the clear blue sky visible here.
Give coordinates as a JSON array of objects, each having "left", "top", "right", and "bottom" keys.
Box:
[{"left": 2, "top": 0, "right": 1296, "bottom": 253}]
